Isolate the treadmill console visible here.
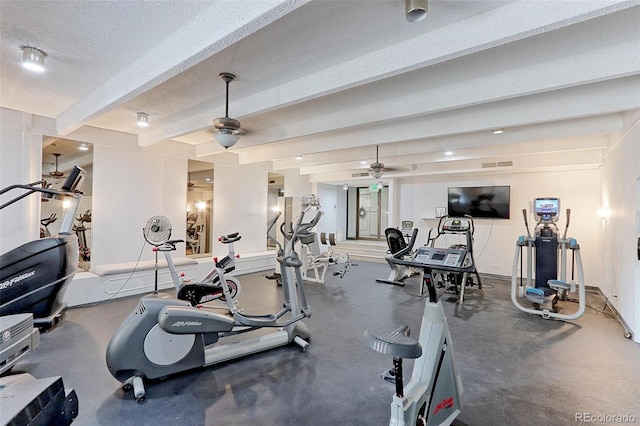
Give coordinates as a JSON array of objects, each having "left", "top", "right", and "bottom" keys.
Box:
[
  {"left": 442, "top": 218, "right": 471, "bottom": 232},
  {"left": 413, "top": 246, "right": 467, "bottom": 269}
]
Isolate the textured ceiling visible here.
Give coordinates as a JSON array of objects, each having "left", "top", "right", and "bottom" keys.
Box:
[{"left": 1, "top": 0, "right": 638, "bottom": 185}]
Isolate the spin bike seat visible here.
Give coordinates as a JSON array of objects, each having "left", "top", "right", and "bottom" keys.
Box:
[{"left": 364, "top": 326, "right": 422, "bottom": 359}]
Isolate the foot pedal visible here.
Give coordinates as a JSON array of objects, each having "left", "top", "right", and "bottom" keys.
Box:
[
  {"left": 525, "top": 287, "right": 545, "bottom": 305},
  {"left": 364, "top": 326, "right": 422, "bottom": 359},
  {"left": 548, "top": 279, "right": 570, "bottom": 291}
]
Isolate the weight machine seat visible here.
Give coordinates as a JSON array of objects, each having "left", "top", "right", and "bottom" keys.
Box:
[
  {"left": 384, "top": 228, "right": 406, "bottom": 255},
  {"left": 364, "top": 326, "right": 422, "bottom": 359}
]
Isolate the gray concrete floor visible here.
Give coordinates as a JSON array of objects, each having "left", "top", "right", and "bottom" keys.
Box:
[{"left": 12, "top": 261, "right": 640, "bottom": 425}]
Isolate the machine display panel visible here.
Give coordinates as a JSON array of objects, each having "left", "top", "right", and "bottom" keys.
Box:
[{"left": 534, "top": 198, "right": 560, "bottom": 220}]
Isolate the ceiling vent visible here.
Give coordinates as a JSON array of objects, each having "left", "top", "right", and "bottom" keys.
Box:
[
  {"left": 482, "top": 160, "right": 513, "bottom": 168},
  {"left": 352, "top": 172, "right": 370, "bottom": 178}
]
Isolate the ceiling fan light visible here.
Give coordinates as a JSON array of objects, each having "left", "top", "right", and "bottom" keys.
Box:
[
  {"left": 22, "top": 46, "right": 46, "bottom": 72},
  {"left": 372, "top": 170, "right": 383, "bottom": 179},
  {"left": 214, "top": 131, "right": 239, "bottom": 149},
  {"left": 137, "top": 112, "right": 149, "bottom": 127}
]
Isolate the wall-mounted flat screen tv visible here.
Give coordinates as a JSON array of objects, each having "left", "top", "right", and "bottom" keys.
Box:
[{"left": 447, "top": 185, "right": 511, "bottom": 219}]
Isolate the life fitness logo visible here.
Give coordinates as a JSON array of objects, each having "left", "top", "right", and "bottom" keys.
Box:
[
  {"left": 0, "top": 271, "right": 35, "bottom": 290},
  {"left": 433, "top": 397, "right": 454, "bottom": 416}
]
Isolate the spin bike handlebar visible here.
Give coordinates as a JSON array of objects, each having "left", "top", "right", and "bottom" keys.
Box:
[{"left": 219, "top": 233, "right": 241, "bottom": 244}]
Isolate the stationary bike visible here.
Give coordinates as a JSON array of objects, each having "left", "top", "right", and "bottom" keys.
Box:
[
  {"left": 141, "top": 215, "right": 240, "bottom": 306},
  {"left": 511, "top": 197, "right": 586, "bottom": 320},
  {"left": 106, "top": 195, "right": 322, "bottom": 402},
  {"left": 366, "top": 244, "right": 470, "bottom": 425}
]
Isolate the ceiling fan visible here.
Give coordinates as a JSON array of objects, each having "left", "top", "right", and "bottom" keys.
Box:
[
  {"left": 368, "top": 145, "right": 400, "bottom": 179},
  {"left": 187, "top": 172, "right": 212, "bottom": 192},
  {"left": 212, "top": 72, "right": 241, "bottom": 149},
  {"left": 46, "top": 153, "right": 65, "bottom": 180}
]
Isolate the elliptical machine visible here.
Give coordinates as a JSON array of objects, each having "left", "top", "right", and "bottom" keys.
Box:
[
  {"left": 511, "top": 197, "right": 586, "bottom": 320},
  {"left": 106, "top": 195, "right": 321, "bottom": 402},
  {"left": 366, "top": 243, "right": 469, "bottom": 425},
  {"left": 0, "top": 167, "right": 86, "bottom": 328}
]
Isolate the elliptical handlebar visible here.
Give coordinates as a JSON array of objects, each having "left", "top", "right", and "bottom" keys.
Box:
[{"left": 562, "top": 208, "right": 571, "bottom": 240}]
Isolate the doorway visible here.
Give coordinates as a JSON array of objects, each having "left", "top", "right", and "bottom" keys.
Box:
[{"left": 354, "top": 185, "right": 388, "bottom": 240}]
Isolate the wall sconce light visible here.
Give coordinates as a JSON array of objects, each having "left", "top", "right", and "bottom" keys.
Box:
[
  {"left": 271, "top": 205, "right": 279, "bottom": 213},
  {"left": 196, "top": 201, "right": 206, "bottom": 211},
  {"left": 343, "top": 184, "right": 348, "bottom": 190},
  {"left": 79, "top": 142, "right": 89, "bottom": 151},
  {"left": 186, "top": 205, "right": 191, "bottom": 213},
  {"left": 22, "top": 46, "right": 46, "bottom": 72},
  {"left": 405, "top": 0, "right": 428, "bottom": 22},
  {"left": 137, "top": 112, "right": 149, "bottom": 128},
  {"left": 492, "top": 128, "right": 504, "bottom": 134}
]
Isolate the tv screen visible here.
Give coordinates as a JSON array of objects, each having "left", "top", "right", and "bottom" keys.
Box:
[{"left": 447, "top": 186, "right": 510, "bottom": 219}]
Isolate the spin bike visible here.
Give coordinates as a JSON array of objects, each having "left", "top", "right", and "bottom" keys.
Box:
[
  {"left": 511, "top": 197, "right": 586, "bottom": 320},
  {"left": 106, "top": 195, "right": 321, "bottom": 402},
  {"left": 152, "top": 211, "right": 284, "bottom": 305},
  {"left": 366, "top": 244, "right": 469, "bottom": 425}
]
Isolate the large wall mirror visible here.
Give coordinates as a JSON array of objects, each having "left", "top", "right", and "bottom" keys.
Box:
[
  {"left": 267, "top": 173, "right": 284, "bottom": 249},
  {"left": 186, "top": 160, "right": 213, "bottom": 257},
  {"left": 41, "top": 137, "right": 93, "bottom": 270}
]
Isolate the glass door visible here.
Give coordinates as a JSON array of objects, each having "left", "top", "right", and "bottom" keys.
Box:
[{"left": 356, "top": 185, "right": 388, "bottom": 239}]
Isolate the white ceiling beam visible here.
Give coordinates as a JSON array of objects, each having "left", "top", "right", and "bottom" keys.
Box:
[
  {"left": 240, "top": 80, "right": 633, "bottom": 165},
  {"left": 138, "top": 0, "right": 635, "bottom": 146},
  {"left": 308, "top": 149, "right": 604, "bottom": 184},
  {"left": 298, "top": 134, "right": 609, "bottom": 175},
  {"left": 55, "top": 0, "right": 310, "bottom": 137}
]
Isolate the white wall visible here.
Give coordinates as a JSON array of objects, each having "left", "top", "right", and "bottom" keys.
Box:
[
  {"left": 314, "top": 183, "right": 339, "bottom": 237},
  {"left": 91, "top": 145, "right": 187, "bottom": 267},
  {"left": 397, "top": 169, "right": 602, "bottom": 286},
  {"left": 600, "top": 110, "right": 640, "bottom": 342},
  {"left": 212, "top": 163, "right": 268, "bottom": 255},
  {"left": 0, "top": 109, "right": 43, "bottom": 254}
]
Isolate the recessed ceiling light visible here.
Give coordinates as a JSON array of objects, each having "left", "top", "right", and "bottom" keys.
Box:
[
  {"left": 296, "top": 155, "right": 303, "bottom": 160},
  {"left": 360, "top": 160, "right": 368, "bottom": 165},
  {"left": 137, "top": 112, "right": 149, "bottom": 127},
  {"left": 22, "top": 46, "right": 46, "bottom": 73},
  {"left": 492, "top": 128, "right": 504, "bottom": 134},
  {"left": 444, "top": 151, "right": 453, "bottom": 156}
]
